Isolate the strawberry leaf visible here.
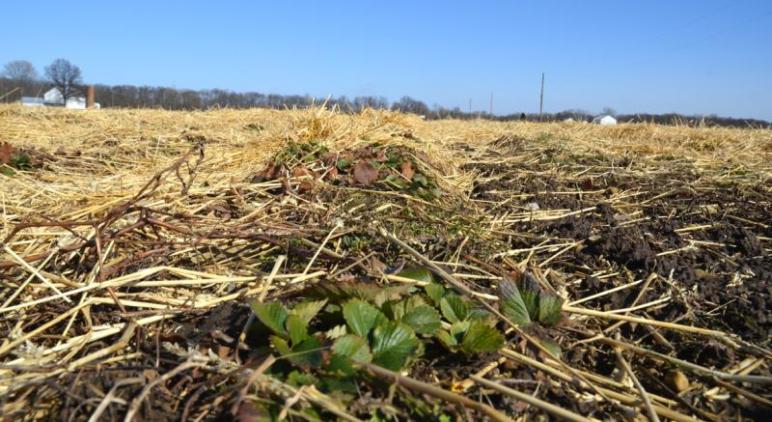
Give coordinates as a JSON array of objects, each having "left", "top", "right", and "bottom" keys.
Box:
[
  {"left": 499, "top": 279, "right": 531, "bottom": 326},
  {"left": 371, "top": 322, "right": 419, "bottom": 371},
  {"left": 342, "top": 299, "right": 384, "bottom": 337},
  {"left": 252, "top": 302, "right": 289, "bottom": 337}
]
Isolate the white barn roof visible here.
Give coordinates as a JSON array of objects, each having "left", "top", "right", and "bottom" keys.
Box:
[
  {"left": 44, "top": 88, "right": 64, "bottom": 104},
  {"left": 592, "top": 115, "right": 617, "bottom": 125}
]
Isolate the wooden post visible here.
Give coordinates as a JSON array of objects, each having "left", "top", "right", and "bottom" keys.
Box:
[{"left": 86, "top": 86, "right": 95, "bottom": 109}]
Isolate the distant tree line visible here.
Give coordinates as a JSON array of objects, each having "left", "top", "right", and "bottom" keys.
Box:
[
  {"left": 430, "top": 108, "right": 771, "bottom": 128},
  {"left": 1, "top": 59, "right": 769, "bottom": 128}
]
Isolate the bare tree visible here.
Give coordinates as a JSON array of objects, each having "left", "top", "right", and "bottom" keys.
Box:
[
  {"left": 44, "top": 58, "right": 83, "bottom": 104},
  {"left": 391, "top": 96, "right": 430, "bottom": 116},
  {"left": 3, "top": 60, "right": 39, "bottom": 81},
  {"left": 601, "top": 107, "right": 617, "bottom": 116}
]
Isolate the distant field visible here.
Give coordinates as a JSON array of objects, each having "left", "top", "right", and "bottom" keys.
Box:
[{"left": 1, "top": 105, "right": 770, "bottom": 420}]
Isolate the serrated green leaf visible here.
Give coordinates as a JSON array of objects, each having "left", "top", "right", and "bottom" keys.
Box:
[
  {"left": 336, "top": 158, "right": 352, "bottom": 170},
  {"left": 397, "top": 266, "right": 434, "bottom": 284},
  {"left": 384, "top": 174, "right": 406, "bottom": 189},
  {"left": 372, "top": 322, "right": 419, "bottom": 371},
  {"left": 285, "top": 314, "right": 308, "bottom": 345},
  {"left": 401, "top": 305, "right": 441, "bottom": 335},
  {"left": 521, "top": 287, "right": 540, "bottom": 321},
  {"left": 342, "top": 299, "right": 383, "bottom": 338},
  {"left": 270, "top": 335, "right": 292, "bottom": 356},
  {"left": 325, "top": 324, "right": 348, "bottom": 340},
  {"left": 461, "top": 321, "right": 505, "bottom": 354},
  {"left": 440, "top": 294, "right": 469, "bottom": 323},
  {"left": 287, "top": 370, "right": 319, "bottom": 387},
  {"left": 373, "top": 312, "right": 390, "bottom": 329},
  {"left": 332, "top": 335, "right": 372, "bottom": 363},
  {"left": 404, "top": 295, "right": 427, "bottom": 312},
  {"left": 385, "top": 300, "right": 407, "bottom": 321},
  {"left": 326, "top": 353, "right": 355, "bottom": 376},
  {"left": 499, "top": 279, "right": 531, "bottom": 326},
  {"left": 372, "top": 291, "right": 390, "bottom": 308},
  {"left": 538, "top": 293, "right": 564, "bottom": 327},
  {"left": 290, "top": 299, "right": 328, "bottom": 324},
  {"left": 424, "top": 283, "right": 445, "bottom": 305},
  {"left": 252, "top": 302, "right": 289, "bottom": 336},
  {"left": 436, "top": 330, "right": 458, "bottom": 349},
  {"left": 289, "top": 336, "right": 323, "bottom": 368},
  {"left": 413, "top": 173, "right": 429, "bottom": 187},
  {"left": 450, "top": 320, "right": 471, "bottom": 342},
  {"left": 468, "top": 308, "right": 493, "bottom": 320}
]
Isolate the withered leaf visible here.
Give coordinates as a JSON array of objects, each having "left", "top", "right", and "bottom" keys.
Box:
[
  {"left": 291, "top": 166, "right": 312, "bottom": 178},
  {"left": 0, "top": 142, "right": 13, "bottom": 165},
  {"left": 299, "top": 180, "right": 314, "bottom": 192},
  {"left": 327, "top": 166, "right": 339, "bottom": 180},
  {"left": 353, "top": 160, "right": 379, "bottom": 186},
  {"left": 234, "top": 400, "right": 269, "bottom": 422},
  {"left": 375, "top": 148, "right": 388, "bottom": 162},
  {"left": 254, "top": 163, "right": 278, "bottom": 181},
  {"left": 400, "top": 160, "right": 415, "bottom": 181}
]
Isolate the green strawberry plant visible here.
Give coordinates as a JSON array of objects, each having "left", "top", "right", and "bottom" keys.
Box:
[
  {"left": 249, "top": 267, "right": 512, "bottom": 376},
  {"left": 247, "top": 265, "right": 565, "bottom": 416}
]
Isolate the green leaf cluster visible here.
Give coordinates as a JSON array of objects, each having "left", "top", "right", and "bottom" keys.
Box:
[
  {"left": 1, "top": 152, "right": 33, "bottom": 176},
  {"left": 498, "top": 278, "right": 564, "bottom": 328},
  {"left": 251, "top": 300, "right": 328, "bottom": 368},
  {"left": 250, "top": 268, "right": 513, "bottom": 376},
  {"left": 272, "top": 140, "right": 329, "bottom": 166},
  {"left": 427, "top": 284, "right": 504, "bottom": 354}
]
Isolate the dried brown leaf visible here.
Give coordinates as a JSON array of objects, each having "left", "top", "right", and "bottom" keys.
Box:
[
  {"left": 0, "top": 142, "right": 12, "bottom": 165},
  {"left": 375, "top": 148, "right": 388, "bottom": 162},
  {"left": 400, "top": 160, "right": 415, "bottom": 181},
  {"left": 291, "top": 166, "right": 312, "bottom": 178},
  {"left": 353, "top": 160, "right": 379, "bottom": 186}
]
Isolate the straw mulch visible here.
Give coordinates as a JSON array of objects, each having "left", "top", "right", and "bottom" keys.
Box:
[{"left": 1, "top": 104, "right": 770, "bottom": 420}]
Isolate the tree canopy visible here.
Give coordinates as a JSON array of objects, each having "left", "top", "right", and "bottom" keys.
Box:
[{"left": 44, "top": 58, "right": 83, "bottom": 103}]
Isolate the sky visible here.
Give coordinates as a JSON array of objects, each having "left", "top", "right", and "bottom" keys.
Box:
[{"left": 2, "top": 0, "right": 771, "bottom": 120}]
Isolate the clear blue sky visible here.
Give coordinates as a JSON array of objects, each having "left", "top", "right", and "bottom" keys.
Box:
[{"left": 3, "top": 0, "right": 771, "bottom": 119}]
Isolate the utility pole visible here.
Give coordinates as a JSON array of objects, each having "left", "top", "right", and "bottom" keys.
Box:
[
  {"left": 539, "top": 72, "right": 544, "bottom": 121},
  {"left": 468, "top": 98, "right": 472, "bottom": 114},
  {"left": 539, "top": 72, "right": 545, "bottom": 121},
  {"left": 489, "top": 92, "right": 493, "bottom": 116}
]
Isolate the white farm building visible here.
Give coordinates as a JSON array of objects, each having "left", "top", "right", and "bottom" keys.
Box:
[
  {"left": 21, "top": 87, "right": 99, "bottom": 109},
  {"left": 592, "top": 115, "right": 617, "bottom": 125}
]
